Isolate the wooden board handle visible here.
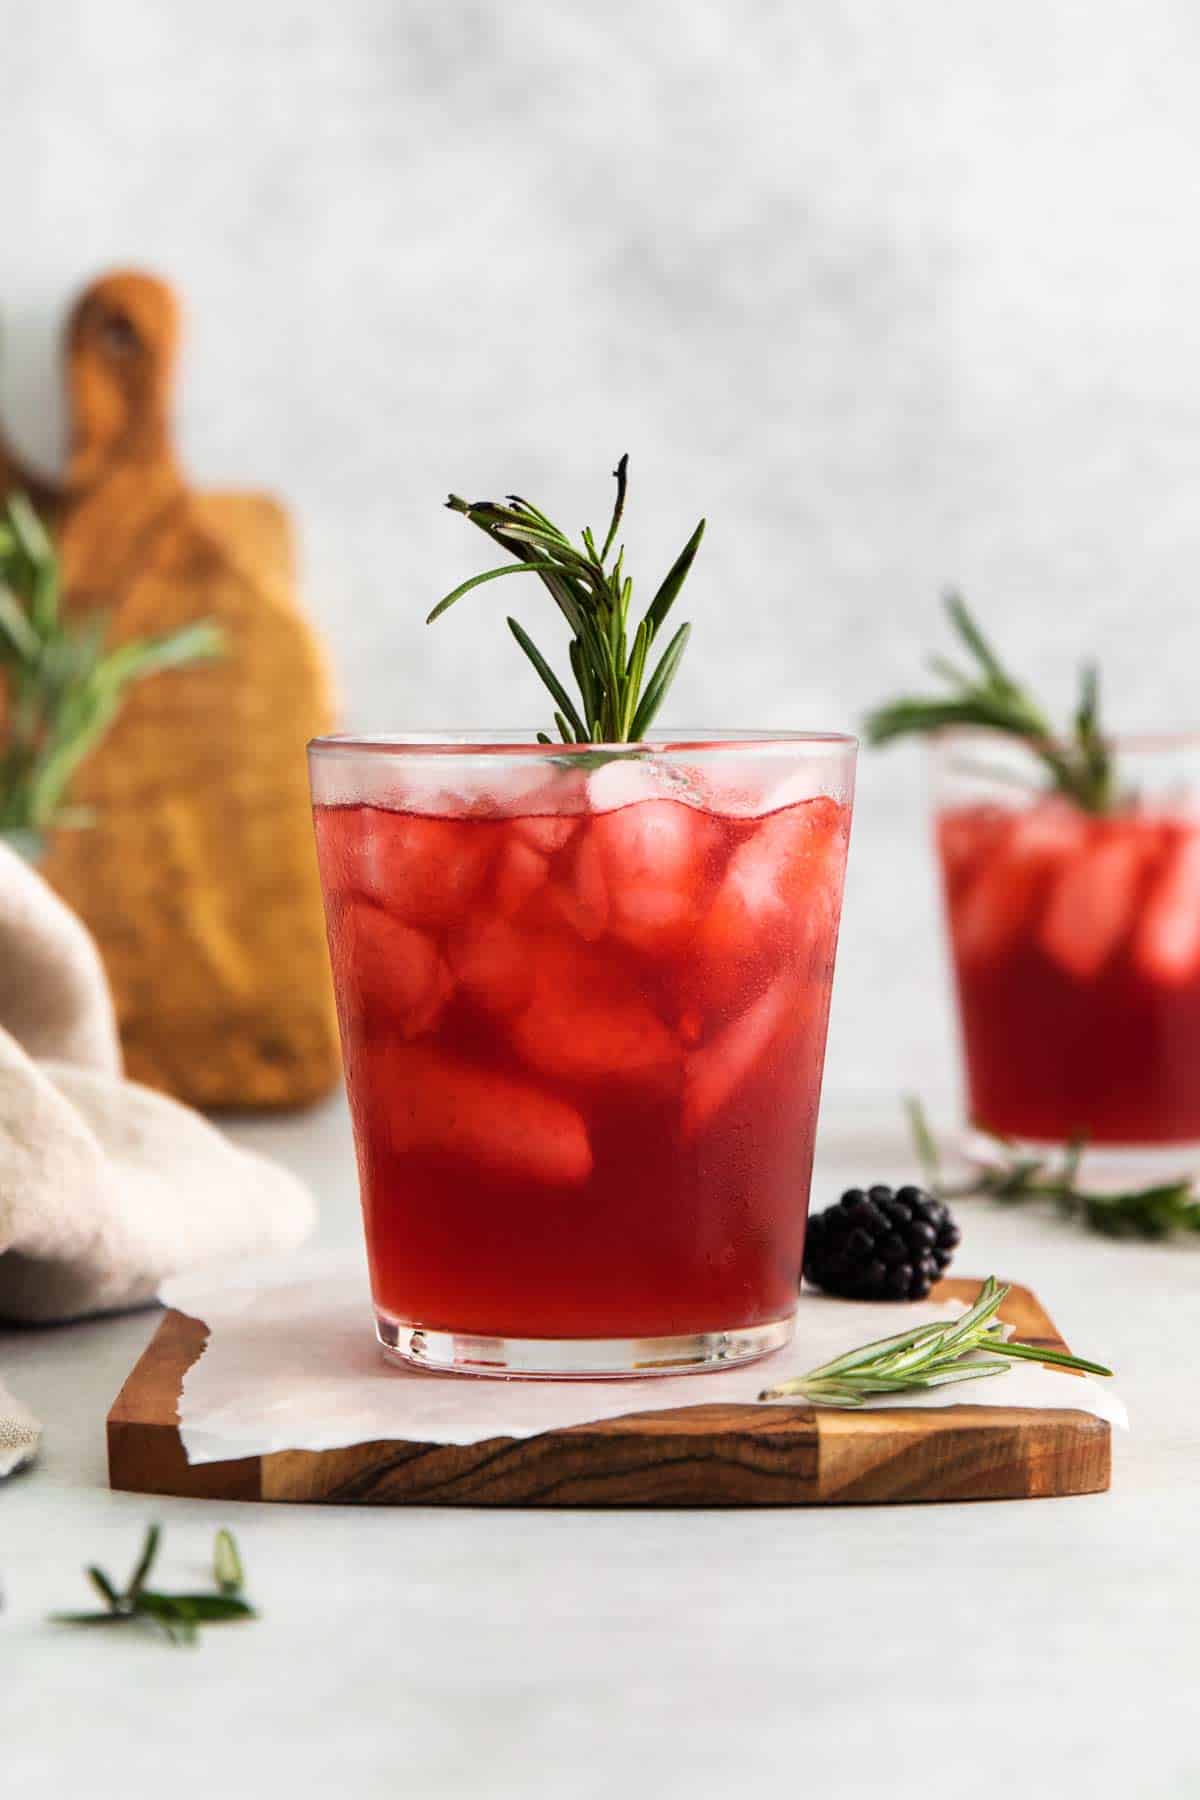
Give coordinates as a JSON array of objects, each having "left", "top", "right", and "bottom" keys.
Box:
[{"left": 65, "top": 269, "right": 181, "bottom": 486}]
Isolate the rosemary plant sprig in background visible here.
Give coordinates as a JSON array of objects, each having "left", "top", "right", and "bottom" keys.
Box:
[
  {"left": 0, "top": 493, "right": 223, "bottom": 853},
  {"left": 865, "top": 593, "right": 1118, "bottom": 814},
  {"left": 906, "top": 1096, "right": 1200, "bottom": 1241},
  {"left": 51, "top": 1525, "right": 256, "bottom": 1646},
  {"left": 428, "top": 456, "right": 704, "bottom": 745},
  {"left": 759, "top": 1275, "right": 1112, "bottom": 1408}
]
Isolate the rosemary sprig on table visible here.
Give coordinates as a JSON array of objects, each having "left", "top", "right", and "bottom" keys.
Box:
[
  {"left": 0, "top": 493, "right": 222, "bottom": 851},
  {"left": 906, "top": 1096, "right": 1200, "bottom": 1240},
  {"left": 865, "top": 593, "right": 1117, "bottom": 814},
  {"left": 50, "top": 1525, "right": 255, "bottom": 1646},
  {"left": 428, "top": 456, "right": 703, "bottom": 745},
  {"left": 759, "top": 1275, "right": 1111, "bottom": 1408}
]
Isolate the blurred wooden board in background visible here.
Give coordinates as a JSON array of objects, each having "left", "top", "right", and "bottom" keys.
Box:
[{"left": 0, "top": 270, "right": 339, "bottom": 1108}]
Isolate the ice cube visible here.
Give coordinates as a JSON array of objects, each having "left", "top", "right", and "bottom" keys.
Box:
[
  {"left": 953, "top": 851, "right": 1045, "bottom": 966},
  {"left": 311, "top": 759, "right": 471, "bottom": 816},
  {"left": 382, "top": 1044, "right": 593, "bottom": 1185},
  {"left": 447, "top": 916, "right": 533, "bottom": 1017},
  {"left": 472, "top": 759, "right": 562, "bottom": 815},
  {"left": 494, "top": 839, "right": 552, "bottom": 918},
  {"left": 936, "top": 806, "right": 1009, "bottom": 892},
  {"left": 754, "top": 769, "right": 829, "bottom": 815},
  {"left": 586, "top": 756, "right": 675, "bottom": 814},
  {"left": 540, "top": 833, "right": 611, "bottom": 941},
  {"left": 507, "top": 938, "right": 680, "bottom": 1089},
  {"left": 1038, "top": 827, "right": 1154, "bottom": 980},
  {"left": 604, "top": 879, "right": 699, "bottom": 953},
  {"left": 588, "top": 799, "right": 720, "bottom": 953},
  {"left": 354, "top": 811, "right": 494, "bottom": 930},
  {"left": 692, "top": 798, "right": 848, "bottom": 983},
  {"left": 589, "top": 797, "right": 710, "bottom": 878},
  {"left": 342, "top": 904, "right": 451, "bottom": 1038},
  {"left": 664, "top": 755, "right": 766, "bottom": 818},
  {"left": 952, "top": 805, "right": 1088, "bottom": 967},
  {"left": 1133, "top": 829, "right": 1200, "bottom": 986},
  {"left": 673, "top": 751, "right": 853, "bottom": 819},
  {"left": 513, "top": 814, "right": 581, "bottom": 855},
  {"left": 681, "top": 980, "right": 794, "bottom": 1137},
  {"left": 504, "top": 764, "right": 591, "bottom": 818},
  {"left": 1007, "top": 804, "right": 1091, "bottom": 860}
]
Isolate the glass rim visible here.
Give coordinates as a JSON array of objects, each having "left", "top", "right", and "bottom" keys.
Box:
[
  {"left": 309, "top": 728, "right": 859, "bottom": 760},
  {"left": 929, "top": 725, "right": 1200, "bottom": 756}
]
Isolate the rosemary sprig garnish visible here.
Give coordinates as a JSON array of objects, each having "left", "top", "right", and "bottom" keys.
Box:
[
  {"left": 0, "top": 493, "right": 222, "bottom": 853},
  {"left": 50, "top": 1525, "right": 256, "bottom": 1646},
  {"left": 428, "top": 456, "right": 704, "bottom": 745},
  {"left": 759, "top": 1275, "right": 1111, "bottom": 1408},
  {"left": 865, "top": 592, "right": 1118, "bottom": 814},
  {"left": 906, "top": 1096, "right": 1200, "bottom": 1240}
]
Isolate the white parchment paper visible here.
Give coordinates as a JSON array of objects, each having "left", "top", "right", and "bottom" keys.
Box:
[{"left": 159, "top": 1249, "right": 1127, "bottom": 1464}]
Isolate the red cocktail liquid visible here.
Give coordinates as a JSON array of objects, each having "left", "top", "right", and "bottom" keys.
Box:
[
  {"left": 314, "top": 785, "right": 850, "bottom": 1342},
  {"left": 938, "top": 800, "right": 1200, "bottom": 1144}
]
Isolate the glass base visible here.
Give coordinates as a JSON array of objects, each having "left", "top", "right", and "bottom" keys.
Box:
[
  {"left": 375, "top": 1309, "right": 796, "bottom": 1379},
  {"left": 963, "top": 1124, "right": 1200, "bottom": 1185}
]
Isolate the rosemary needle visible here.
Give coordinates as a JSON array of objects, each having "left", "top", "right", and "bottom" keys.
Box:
[
  {"left": 51, "top": 1525, "right": 256, "bottom": 1646},
  {"left": 428, "top": 456, "right": 704, "bottom": 746},
  {"left": 865, "top": 592, "right": 1118, "bottom": 814},
  {"left": 0, "top": 493, "right": 222, "bottom": 849},
  {"left": 759, "top": 1276, "right": 1112, "bottom": 1408},
  {"left": 906, "top": 1095, "right": 1200, "bottom": 1242}
]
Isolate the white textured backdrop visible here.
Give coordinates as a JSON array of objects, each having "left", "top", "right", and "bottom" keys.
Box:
[{"left": 5, "top": 0, "right": 1200, "bottom": 1103}]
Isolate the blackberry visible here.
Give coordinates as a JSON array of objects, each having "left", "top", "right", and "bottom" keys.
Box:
[{"left": 802, "top": 1184, "right": 961, "bottom": 1301}]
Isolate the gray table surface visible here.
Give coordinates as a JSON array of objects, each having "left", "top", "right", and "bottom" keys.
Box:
[{"left": 3, "top": 1091, "right": 1197, "bottom": 1799}]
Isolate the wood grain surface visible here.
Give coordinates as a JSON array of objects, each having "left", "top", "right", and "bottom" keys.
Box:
[
  {"left": 107, "top": 1278, "right": 1112, "bottom": 1507},
  {"left": 0, "top": 269, "right": 339, "bottom": 1108}
]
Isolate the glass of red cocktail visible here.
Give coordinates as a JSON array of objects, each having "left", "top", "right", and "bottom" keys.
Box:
[
  {"left": 309, "top": 731, "right": 855, "bottom": 1376},
  {"left": 933, "top": 730, "right": 1200, "bottom": 1155}
]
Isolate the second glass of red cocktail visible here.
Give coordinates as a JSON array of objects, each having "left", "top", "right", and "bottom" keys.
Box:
[
  {"left": 932, "top": 730, "right": 1200, "bottom": 1152},
  {"left": 868, "top": 594, "right": 1200, "bottom": 1164},
  {"left": 310, "top": 732, "right": 855, "bottom": 1376}
]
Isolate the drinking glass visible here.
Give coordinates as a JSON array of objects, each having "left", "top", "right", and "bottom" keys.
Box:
[
  {"left": 310, "top": 730, "right": 856, "bottom": 1376},
  {"left": 931, "top": 730, "right": 1200, "bottom": 1159}
]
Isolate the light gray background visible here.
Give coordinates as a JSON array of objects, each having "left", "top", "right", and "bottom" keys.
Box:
[{"left": 5, "top": 0, "right": 1200, "bottom": 1101}]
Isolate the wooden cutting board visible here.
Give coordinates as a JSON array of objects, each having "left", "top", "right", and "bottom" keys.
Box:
[
  {"left": 107, "top": 1279, "right": 1112, "bottom": 1506},
  {"left": 0, "top": 269, "right": 340, "bottom": 1109}
]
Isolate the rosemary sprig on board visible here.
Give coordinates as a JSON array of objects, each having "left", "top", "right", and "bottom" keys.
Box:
[
  {"left": 906, "top": 1096, "right": 1200, "bottom": 1241},
  {"left": 50, "top": 1525, "right": 256, "bottom": 1646},
  {"left": 759, "top": 1275, "right": 1111, "bottom": 1408},
  {"left": 865, "top": 593, "right": 1117, "bottom": 813},
  {"left": 428, "top": 456, "right": 704, "bottom": 745},
  {"left": 0, "top": 493, "right": 222, "bottom": 852}
]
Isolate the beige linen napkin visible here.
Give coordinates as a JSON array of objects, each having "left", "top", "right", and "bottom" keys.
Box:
[{"left": 0, "top": 841, "right": 316, "bottom": 1466}]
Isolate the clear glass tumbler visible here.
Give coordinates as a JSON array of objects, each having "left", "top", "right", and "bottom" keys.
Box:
[
  {"left": 932, "top": 729, "right": 1200, "bottom": 1158},
  {"left": 309, "top": 731, "right": 856, "bottom": 1376}
]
